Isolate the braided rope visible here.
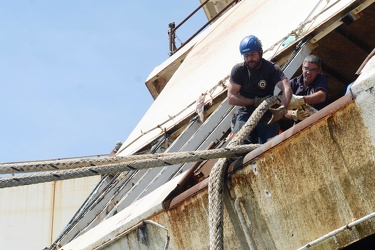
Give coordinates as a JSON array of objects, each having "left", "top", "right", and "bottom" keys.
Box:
[
  {"left": 0, "top": 139, "right": 246, "bottom": 175},
  {"left": 0, "top": 151, "right": 205, "bottom": 174},
  {"left": 0, "top": 144, "right": 260, "bottom": 188},
  {"left": 209, "top": 96, "right": 280, "bottom": 250},
  {"left": 0, "top": 156, "right": 137, "bottom": 174}
]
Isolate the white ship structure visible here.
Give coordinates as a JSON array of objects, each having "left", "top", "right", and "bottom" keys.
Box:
[{"left": 1, "top": 0, "right": 375, "bottom": 249}]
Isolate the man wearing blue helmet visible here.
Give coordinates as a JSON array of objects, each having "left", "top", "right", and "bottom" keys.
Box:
[{"left": 228, "top": 35, "right": 292, "bottom": 144}]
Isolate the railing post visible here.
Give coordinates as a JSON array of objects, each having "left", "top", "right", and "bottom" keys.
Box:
[
  {"left": 167, "top": 0, "right": 239, "bottom": 56},
  {"left": 168, "top": 22, "right": 176, "bottom": 56}
]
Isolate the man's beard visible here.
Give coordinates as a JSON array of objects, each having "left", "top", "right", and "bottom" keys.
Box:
[
  {"left": 247, "top": 59, "right": 261, "bottom": 69},
  {"left": 303, "top": 74, "right": 313, "bottom": 86}
]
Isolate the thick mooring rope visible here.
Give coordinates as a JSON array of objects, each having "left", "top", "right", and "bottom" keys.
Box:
[
  {"left": 209, "top": 96, "right": 280, "bottom": 250},
  {"left": 0, "top": 138, "right": 257, "bottom": 175},
  {"left": 0, "top": 144, "right": 260, "bottom": 188},
  {"left": 0, "top": 155, "right": 143, "bottom": 174}
]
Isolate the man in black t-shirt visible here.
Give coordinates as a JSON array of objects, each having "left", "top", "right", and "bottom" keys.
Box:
[{"left": 228, "top": 35, "right": 292, "bottom": 144}]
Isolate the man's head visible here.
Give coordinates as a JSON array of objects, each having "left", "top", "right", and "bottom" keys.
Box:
[
  {"left": 302, "top": 55, "right": 322, "bottom": 86},
  {"left": 240, "top": 35, "right": 263, "bottom": 69}
]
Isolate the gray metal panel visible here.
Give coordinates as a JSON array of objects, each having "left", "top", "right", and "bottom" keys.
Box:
[
  {"left": 105, "top": 98, "right": 233, "bottom": 216},
  {"left": 72, "top": 118, "right": 203, "bottom": 233},
  {"left": 134, "top": 98, "right": 234, "bottom": 200},
  {"left": 55, "top": 173, "right": 135, "bottom": 246}
]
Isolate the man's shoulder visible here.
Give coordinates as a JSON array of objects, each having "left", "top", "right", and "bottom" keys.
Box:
[
  {"left": 231, "top": 62, "right": 247, "bottom": 76},
  {"left": 310, "top": 73, "right": 328, "bottom": 87},
  {"left": 290, "top": 74, "right": 303, "bottom": 87},
  {"left": 262, "top": 59, "right": 282, "bottom": 72},
  {"left": 262, "top": 58, "right": 274, "bottom": 66},
  {"left": 232, "top": 62, "right": 247, "bottom": 70},
  {"left": 290, "top": 74, "right": 303, "bottom": 82},
  {"left": 261, "top": 59, "right": 274, "bottom": 68},
  {"left": 316, "top": 73, "right": 328, "bottom": 82},
  {"left": 313, "top": 74, "right": 329, "bottom": 91}
]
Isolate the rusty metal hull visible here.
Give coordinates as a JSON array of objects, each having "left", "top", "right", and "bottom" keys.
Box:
[
  {"left": 147, "top": 104, "right": 375, "bottom": 249},
  {"left": 228, "top": 102, "right": 375, "bottom": 249},
  {"left": 61, "top": 57, "right": 375, "bottom": 249}
]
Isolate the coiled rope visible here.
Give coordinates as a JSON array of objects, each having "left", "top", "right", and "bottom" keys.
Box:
[
  {"left": 208, "top": 96, "right": 280, "bottom": 250},
  {"left": 0, "top": 144, "right": 260, "bottom": 188}
]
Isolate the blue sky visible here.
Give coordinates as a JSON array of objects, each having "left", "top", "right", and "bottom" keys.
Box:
[{"left": 0, "top": 1, "right": 207, "bottom": 163}]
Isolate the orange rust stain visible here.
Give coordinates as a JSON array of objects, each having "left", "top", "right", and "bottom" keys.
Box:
[{"left": 228, "top": 102, "right": 375, "bottom": 249}]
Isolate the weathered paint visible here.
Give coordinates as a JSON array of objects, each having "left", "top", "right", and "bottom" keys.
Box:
[
  {"left": 0, "top": 176, "right": 100, "bottom": 250},
  {"left": 118, "top": 98, "right": 375, "bottom": 250},
  {"left": 229, "top": 101, "right": 375, "bottom": 249},
  {"left": 64, "top": 58, "right": 375, "bottom": 249}
]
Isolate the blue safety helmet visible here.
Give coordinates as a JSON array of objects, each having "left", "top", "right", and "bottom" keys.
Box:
[{"left": 239, "top": 35, "right": 262, "bottom": 55}]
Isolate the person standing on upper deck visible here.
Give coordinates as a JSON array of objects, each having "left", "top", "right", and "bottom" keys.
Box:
[
  {"left": 228, "top": 35, "right": 292, "bottom": 144},
  {"left": 284, "top": 55, "right": 328, "bottom": 124}
]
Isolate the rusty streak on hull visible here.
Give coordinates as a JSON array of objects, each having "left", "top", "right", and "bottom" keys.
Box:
[{"left": 134, "top": 94, "right": 375, "bottom": 249}]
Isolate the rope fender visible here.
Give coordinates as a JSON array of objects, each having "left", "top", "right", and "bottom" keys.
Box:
[{"left": 208, "top": 96, "right": 280, "bottom": 250}]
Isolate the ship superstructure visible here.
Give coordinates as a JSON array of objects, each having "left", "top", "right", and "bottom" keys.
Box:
[{"left": 1, "top": 0, "right": 375, "bottom": 249}]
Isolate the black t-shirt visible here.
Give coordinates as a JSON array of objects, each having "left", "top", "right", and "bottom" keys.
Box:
[
  {"left": 230, "top": 59, "right": 286, "bottom": 113},
  {"left": 290, "top": 74, "right": 328, "bottom": 110}
]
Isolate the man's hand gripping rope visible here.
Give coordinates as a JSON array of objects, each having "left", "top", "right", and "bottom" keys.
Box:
[{"left": 267, "top": 96, "right": 286, "bottom": 125}]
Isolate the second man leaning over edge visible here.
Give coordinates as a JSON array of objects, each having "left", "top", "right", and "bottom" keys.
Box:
[{"left": 284, "top": 55, "right": 328, "bottom": 127}]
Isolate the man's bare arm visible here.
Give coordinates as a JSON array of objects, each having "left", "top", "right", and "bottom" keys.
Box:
[
  {"left": 227, "top": 81, "right": 254, "bottom": 106},
  {"left": 302, "top": 90, "right": 327, "bottom": 105},
  {"left": 276, "top": 78, "right": 292, "bottom": 107}
]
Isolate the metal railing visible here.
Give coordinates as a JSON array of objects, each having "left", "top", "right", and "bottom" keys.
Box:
[{"left": 168, "top": 0, "right": 241, "bottom": 56}]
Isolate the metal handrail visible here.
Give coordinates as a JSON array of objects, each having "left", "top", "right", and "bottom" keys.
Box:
[
  {"left": 168, "top": 0, "right": 240, "bottom": 56},
  {"left": 298, "top": 212, "right": 375, "bottom": 249}
]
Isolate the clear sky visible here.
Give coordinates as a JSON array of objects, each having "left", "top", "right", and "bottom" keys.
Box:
[{"left": 0, "top": 1, "right": 207, "bottom": 163}]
